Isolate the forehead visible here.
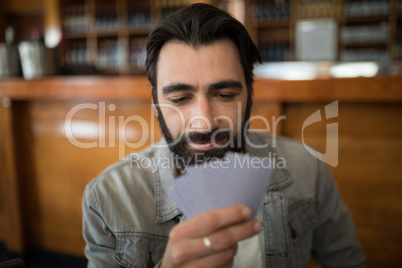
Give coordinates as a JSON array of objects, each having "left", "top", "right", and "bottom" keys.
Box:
[{"left": 156, "top": 39, "right": 245, "bottom": 91}]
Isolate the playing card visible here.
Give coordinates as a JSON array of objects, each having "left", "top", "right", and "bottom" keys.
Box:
[{"left": 170, "top": 152, "right": 273, "bottom": 219}]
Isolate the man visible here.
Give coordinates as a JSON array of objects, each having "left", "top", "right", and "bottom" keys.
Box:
[{"left": 82, "top": 4, "right": 366, "bottom": 268}]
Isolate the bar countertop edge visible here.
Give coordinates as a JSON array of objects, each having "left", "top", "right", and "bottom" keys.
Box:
[{"left": 0, "top": 75, "right": 401, "bottom": 102}]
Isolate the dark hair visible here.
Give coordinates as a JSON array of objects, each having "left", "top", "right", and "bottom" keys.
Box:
[{"left": 146, "top": 3, "right": 261, "bottom": 103}]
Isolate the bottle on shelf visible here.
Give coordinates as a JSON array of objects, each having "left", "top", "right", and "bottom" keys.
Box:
[
  {"left": 344, "top": 0, "right": 390, "bottom": 18},
  {"left": 341, "top": 21, "right": 389, "bottom": 44},
  {"left": 0, "top": 26, "right": 21, "bottom": 77},
  {"left": 62, "top": 3, "right": 88, "bottom": 35},
  {"left": 259, "top": 38, "right": 290, "bottom": 62},
  {"left": 340, "top": 48, "right": 389, "bottom": 61},
  {"left": 255, "top": 0, "right": 291, "bottom": 21},
  {"left": 97, "top": 39, "right": 119, "bottom": 70},
  {"left": 65, "top": 42, "right": 89, "bottom": 65},
  {"left": 130, "top": 37, "right": 147, "bottom": 71},
  {"left": 128, "top": 11, "right": 151, "bottom": 29},
  {"left": 96, "top": 13, "right": 119, "bottom": 33}
]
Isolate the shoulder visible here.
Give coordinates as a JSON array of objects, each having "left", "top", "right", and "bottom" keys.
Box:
[
  {"left": 247, "top": 130, "right": 320, "bottom": 170},
  {"left": 246, "top": 131, "right": 328, "bottom": 194},
  {"left": 83, "top": 143, "right": 164, "bottom": 204}
]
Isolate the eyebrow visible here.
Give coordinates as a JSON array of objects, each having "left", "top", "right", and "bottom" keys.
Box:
[
  {"left": 162, "top": 79, "right": 243, "bottom": 95},
  {"left": 162, "top": 83, "right": 195, "bottom": 95},
  {"left": 208, "top": 80, "right": 242, "bottom": 91}
]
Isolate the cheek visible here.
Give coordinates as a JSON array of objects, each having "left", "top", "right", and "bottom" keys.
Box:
[
  {"left": 160, "top": 106, "right": 186, "bottom": 137},
  {"left": 215, "top": 101, "right": 246, "bottom": 133}
]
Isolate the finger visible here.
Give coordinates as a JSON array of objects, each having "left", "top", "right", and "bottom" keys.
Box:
[
  {"left": 207, "top": 219, "right": 262, "bottom": 252},
  {"left": 170, "top": 205, "right": 251, "bottom": 240},
  {"left": 168, "top": 239, "right": 237, "bottom": 267},
  {"left": 170, "top": 219, "right": 260, "bottom": 264},
  {"left": 181, "top": 245, "right": 237, "bottom": 268}
]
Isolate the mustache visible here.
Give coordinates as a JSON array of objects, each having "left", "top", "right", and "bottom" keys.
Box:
[{"left": 184, "top": 129, "right": 232, "bottom": 143}]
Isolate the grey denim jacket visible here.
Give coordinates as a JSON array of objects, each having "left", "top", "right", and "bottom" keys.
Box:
[{"left": 82, "top": 131, "right": 366, "bottom": 268}]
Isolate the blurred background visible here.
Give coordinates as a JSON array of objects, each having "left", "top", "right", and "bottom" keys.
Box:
[
  {"left": 1, "top": 0, "right": 402, "bottom": 77},
  {"left": 0, "top": 0, "right": 401, "bottom": 267}
]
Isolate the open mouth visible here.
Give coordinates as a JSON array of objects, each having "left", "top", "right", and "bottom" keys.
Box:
[{"left": 188, "top": 139, "right": 225, "bottom": 150}]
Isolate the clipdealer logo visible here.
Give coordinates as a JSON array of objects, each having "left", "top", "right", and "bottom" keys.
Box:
[
  {"left": 63, "top": 101, "right": 339, "bottom": 166},
  {"left": 302, "top": 101, "right": 339, "bottom": 167}
]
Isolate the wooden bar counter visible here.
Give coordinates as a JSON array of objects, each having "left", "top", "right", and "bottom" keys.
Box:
[{"left": 1, "top": 76, "right": 402, "bottom": 268}]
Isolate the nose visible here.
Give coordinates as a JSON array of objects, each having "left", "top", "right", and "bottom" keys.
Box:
[{"left": 188, "top": 96, "right": 218, "bottom": 132}]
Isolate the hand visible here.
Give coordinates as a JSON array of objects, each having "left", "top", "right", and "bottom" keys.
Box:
[{"left": 160, "top": 205, "right": 262, "bottom": 268}]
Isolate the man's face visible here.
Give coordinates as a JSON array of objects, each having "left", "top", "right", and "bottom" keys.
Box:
[{"left": 155, "top": 39, "right": 249, "bottom": 167}]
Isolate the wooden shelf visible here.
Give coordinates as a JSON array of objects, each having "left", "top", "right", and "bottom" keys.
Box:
[
  {"left": 345, "top": 15, "right": 390, "bottom": 23},
  {"left": 342, "top": 41, "right": 388, "bottom": 48},
  {"left": 95, "top": 31, "right": 120, "bottom": 38},
  {"left": 248, "top": 0, "right": 402, "bottom": 62},
  {"left": 128, "top": 27, "right": 152, "bottom": 35},
  {"left": 58, "top": 0, "right": 156, "bottom": 75},
  {"left": 253, "top": 18, "right": 291, "bottom": 28},
  {"left": 63, "top": 33, "right": 89, "bottom": 39}
]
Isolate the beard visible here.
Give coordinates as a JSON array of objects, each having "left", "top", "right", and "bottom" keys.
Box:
[
  {"left": 154, "top": 96, "right": 252, "bottom": 170},
  {"left": 165, "top": 128, "right": 243, "bottom": 169}
]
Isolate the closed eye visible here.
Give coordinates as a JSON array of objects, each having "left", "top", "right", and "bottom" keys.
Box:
[
  {"left": 216, "top": 93, "right": 236, "bottom": 101},
  {"left": 170, "top": 96, "right": 189, "bottom": 104}
]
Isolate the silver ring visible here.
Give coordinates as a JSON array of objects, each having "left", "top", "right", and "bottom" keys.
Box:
[{"left": 203, "top": 236, "right": 214, "bottom": 252}]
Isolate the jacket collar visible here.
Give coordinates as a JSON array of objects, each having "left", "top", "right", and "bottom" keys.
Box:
[
  {"left": 153, "top": 131, "right": 293, "bottom": 223},
  {"left": 153, "top": 138, "right": 182, "bottom": 223}
]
